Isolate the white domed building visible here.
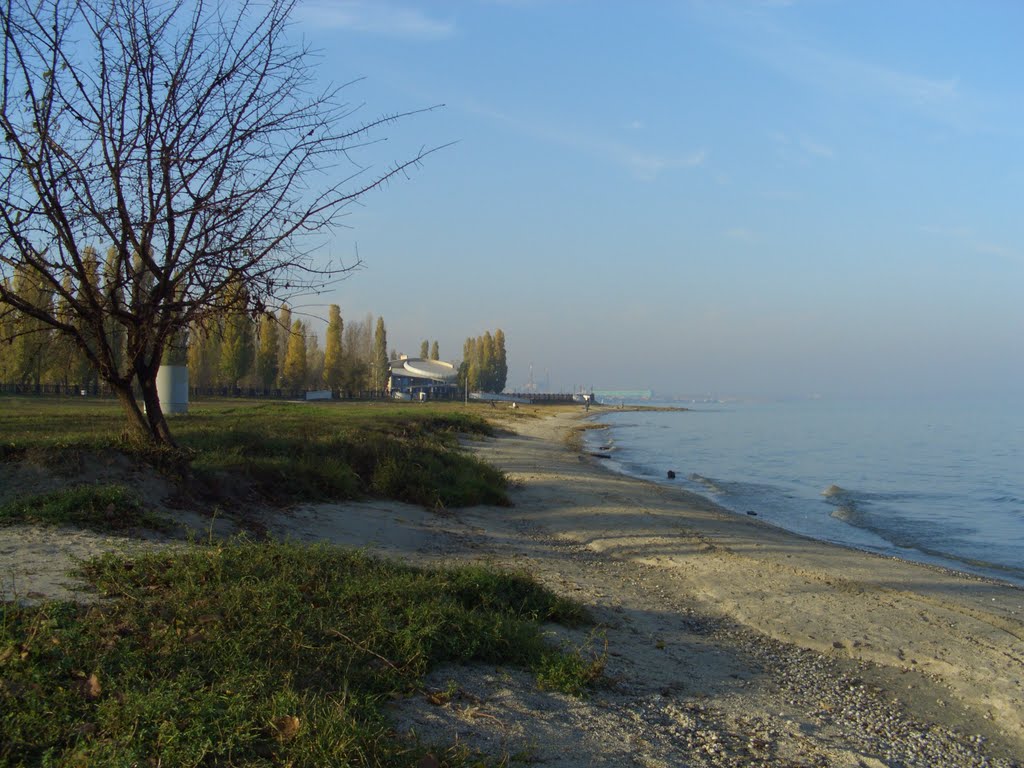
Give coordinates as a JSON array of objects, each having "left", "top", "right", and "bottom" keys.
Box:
[{"left": 388, "top": 356, "right": 460, "bottom": 400}]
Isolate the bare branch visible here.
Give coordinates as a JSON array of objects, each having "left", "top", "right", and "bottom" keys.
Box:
[{"left": 0, "top": 0, "right": 441, "bottom": 443}]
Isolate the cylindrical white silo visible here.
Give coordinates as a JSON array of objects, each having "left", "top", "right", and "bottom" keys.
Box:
[{"left": 157, "top": 365, "right": 189, "bottom": 415}]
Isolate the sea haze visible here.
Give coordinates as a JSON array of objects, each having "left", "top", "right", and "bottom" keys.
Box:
[{"left": 586, "top": 398, "right": 1024, "bottom": 587}]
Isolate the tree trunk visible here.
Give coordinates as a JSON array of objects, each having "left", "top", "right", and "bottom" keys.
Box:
[
  {"left": 110, "top": 369, "right": 175, "bottom": 447},
  {"left": 112, "top": 382, "right": 159, "bottom": 445},
  {"left": 139, "top": 365, "right": 176, "bottom": 446}
]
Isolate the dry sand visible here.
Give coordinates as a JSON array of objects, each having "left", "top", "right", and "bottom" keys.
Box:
[{"left": 3, "top": 407, "right": 1023, "bottom": 766}]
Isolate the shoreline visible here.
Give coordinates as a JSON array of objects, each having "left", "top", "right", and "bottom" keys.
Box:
[
  {"left": 581, "top": 404, "right": 1024, "bottom": 590},
  {"left": 4, "top": 405, "right": 1023, "bottom": 764},
  {"left": 587, "top": 430, "right": 1022, "bottom": 593},
  {"left": 454, "top": 408, "right": 1024, "bottom": 762}
]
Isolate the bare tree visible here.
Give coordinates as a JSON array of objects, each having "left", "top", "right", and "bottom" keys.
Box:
[{"left": 0, "top": 0, "right": 440, "bottom": 444}]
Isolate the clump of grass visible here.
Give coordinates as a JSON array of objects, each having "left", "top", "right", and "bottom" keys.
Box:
[
  {"left": 0, "top": 539, "right": 596, "bottom": 766},
  {"left": 0, "top": 484, "right": 169, "bottom": 533},
  {"left": 184, "top": 406, "right": 509, "bottom": 508},
  {"left": 536, "top": 633, "right": 608, "bottom": 696}
]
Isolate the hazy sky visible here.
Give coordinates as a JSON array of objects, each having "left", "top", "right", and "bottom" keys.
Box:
[{"left": 290, "top": 1, "right": 1023, "bottom": 399}]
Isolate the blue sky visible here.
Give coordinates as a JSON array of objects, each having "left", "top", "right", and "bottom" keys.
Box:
[{"left": 290, "top": 1, "right": 1023, "bottom": 399}]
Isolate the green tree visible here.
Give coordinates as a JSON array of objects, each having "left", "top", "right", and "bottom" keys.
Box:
[
  {"left": 187, "top": 323, "right": 221, "bottom": 389},
  {"left": 322, "top": 305, "right": 344, "bottom": 388},
  {"left": 479, "top": 331, "right": 495, "bottom": 393},
  {"left": 341, "top": 314, "right": 372, "bottom": 393},
  {"left": 420, "top": 339, "right": 429, "bottom": 358},
  {"left": 281, "top": 320, "right": 307, "bottom": 390},
  {"left": 102, "top": 247, "right": 126, "bottom": 376},
  {"left": 254, "top": 314, "right": 280, "bottom": 390},
  {"left": 456, "top": 330, "right": 507, "bottom": 393},
  {"left": 275, "top": 306, "right": 292, "bottom": 387},
  {"left": 9, "top": 267, "right": 53, "bottom": 386},
  {"left": 373, "top": 316, "right": 388, "bottom": 391},
  {"left": 51, "top": 276, "right": 82, "bottom": 385},
  {"left": 219, "top": 311, "right": 255, "bottom": 388},
  {"left": 73, "top": 248, "right": 102, "bottom": 390},
  {"left": 460, "top": 336, "right": 478, "bottom": 392},
  {"left": 0, "top": 278, "right": 15, "bottom": 382},
  {"left": 430, "top": 340, "right": 440, "bottom": 361},
  {"left": 305, "top": 326, "right": 324, "bottom": 389},
  {"left": 494, "top": 328, "right": 508, "bottom": 393}
]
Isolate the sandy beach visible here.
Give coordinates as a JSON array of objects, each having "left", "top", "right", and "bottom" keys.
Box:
[
  {"left": 3, "top": 407, "right": 1023, "bottom": 766},
  {"left": 262, "top": 408, "right": 1024, "bottom": 766}
]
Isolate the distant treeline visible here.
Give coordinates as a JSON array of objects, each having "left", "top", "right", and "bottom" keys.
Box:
[
  {"left": 459, "top": 330, "right": 508, "bottom": 393},
  {"left": 2, "top": 282, "right": 511, "bottom": 394},
  {"left": 0, "top": 290, "right": 394, "bottom": 394}
]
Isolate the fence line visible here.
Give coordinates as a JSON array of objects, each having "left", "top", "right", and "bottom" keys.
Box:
[{"left": 1, "top": 382, "right": 581, "bottom": 405}]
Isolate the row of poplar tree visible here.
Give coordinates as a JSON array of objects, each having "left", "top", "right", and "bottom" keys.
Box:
[
  {"left": 1, "top": 262, "right": 510, "bottom": 393},
  {"left": 0, "top": 284, "right": 394, "bottom": 394},
  {"left": 458, "top": 330, "right": 508, "bottom": 394},
  {"left": 186, "top": 304, "right": 393, "bottom": 393}
]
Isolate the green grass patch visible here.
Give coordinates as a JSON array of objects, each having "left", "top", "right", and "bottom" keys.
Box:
[
  {"left": 182, "top": 404, "right": 507, "bottom": 508},
  {"left": 536, "top": 635, "right": 608, "bottom": 696},
  {"left": 0, "top": 399, "right": 510, "bottom": 509},
  {"left": 0, "top": 484, "right": 169, "bottom": 533},
  {"left": 0, "top": 539, "right": 597, "bottom": 766}
]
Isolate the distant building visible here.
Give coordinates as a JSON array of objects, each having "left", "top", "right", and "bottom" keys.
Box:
[
  {"left": 388, "top": 356, "right": 460, "bottom": 400},
  {"left": 593, "top": 389, "right": 653, "bottom": 402}
]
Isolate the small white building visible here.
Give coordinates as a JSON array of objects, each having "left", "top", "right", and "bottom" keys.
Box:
[{"left": 388, "top": 357, "right": 460, "bottom": 400}]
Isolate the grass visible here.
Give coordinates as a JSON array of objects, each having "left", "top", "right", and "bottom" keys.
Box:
[
  {"left": 0, "top": 397, "right": 602, "bottom": 763},
  {"left": 182, "top": 404, "right": 509, "bottom": 508},
  {"left": 0, "top": 398, "right": 510, "bottom": 510},
  {"left": 0, "top": 539, "right": 599, "bottom": 767},
  {"left": 0, "top": 484, "right": 169, "bottom": 533}
]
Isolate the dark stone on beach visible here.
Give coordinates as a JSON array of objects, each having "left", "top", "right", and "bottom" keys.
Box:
[
  {"left": 746, "top": 510, "right": 758, "bottom": 516},
  {"left": 667, "top": 470, "right": 676, "bottom": 479},
  {"left": 589, "top": 452, "right": 612, "bottom": 459}
]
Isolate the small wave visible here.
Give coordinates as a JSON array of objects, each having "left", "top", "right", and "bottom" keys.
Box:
[
  {"left": 984, "top": 493, "right": 1024, "bottom": 507},
  {"left": 688, "top": 473, "right": 725, "bottom": 495},
  {"left": 829, "top": 505, "right": 855, "bottom": 522},
  {"left": 687, "top": 473, "right": 780, "bottom": 500}
]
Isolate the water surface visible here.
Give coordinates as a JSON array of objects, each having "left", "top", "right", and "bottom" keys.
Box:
[{"left": 586, "top": 398, "right": 1024, "bottom": 587}]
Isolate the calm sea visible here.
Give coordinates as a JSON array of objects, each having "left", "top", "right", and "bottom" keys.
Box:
[{"left": 585, "top": 398, "right": 1024, "bottom": 587}]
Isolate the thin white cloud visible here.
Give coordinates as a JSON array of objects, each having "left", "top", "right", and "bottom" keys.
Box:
[
  {"left": 466, "top": 101, "right": 706, "bottom": 181},
  {"left": 971, "top": 241, "right": 1018, "bottom": 261},
  {"left": 296, "top": 1, "right": 455, "bottom": 40},
  {"left": 920, "top": 224, "right": 970, "bottom": 238},
  {"left": 771, "top": 132, "right": 834, "bottom": 162},
  {"left": 921, "top": 225, "right": 1020, "bottom": 262},
  {"left": 697, "top": 4, "right": 978, "bottom": 131},
  {"left": 622, "top": 148, "right": 707, "bottom": 181},
  {"left": 828, "top": 55, "right": 963, "bottom": 124},
  {"left": 799, "top": 137, "right": 833, "bottom": 158}
]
